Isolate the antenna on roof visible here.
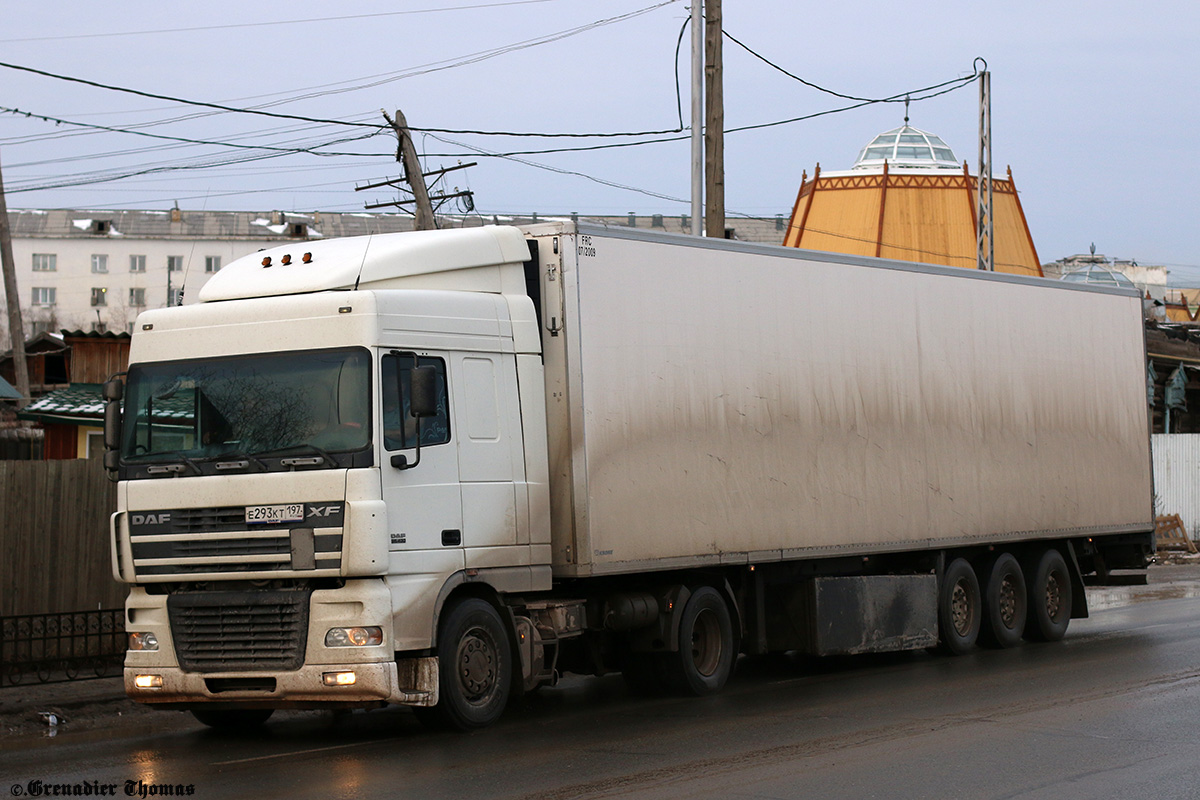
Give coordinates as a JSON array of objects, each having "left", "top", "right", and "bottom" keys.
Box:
[{"left": 904, "top": 95, "right": 910, "bottom": 126}]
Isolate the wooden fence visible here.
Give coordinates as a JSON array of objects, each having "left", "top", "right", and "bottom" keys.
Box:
[{"left": 0, "top": 459, "right": 123, "bottom": 617}]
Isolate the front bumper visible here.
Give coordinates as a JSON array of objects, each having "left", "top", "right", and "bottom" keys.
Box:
[{"left": 125, "top": 657, "right": 437, "bottom": 709}]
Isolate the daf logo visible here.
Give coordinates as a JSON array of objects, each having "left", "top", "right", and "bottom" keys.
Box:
[
  {"left": 307, "top": 505, "right": 342, "bottom": 518},
  {"left": 131, "top": 513, "right": 170, "bottom": 526}
]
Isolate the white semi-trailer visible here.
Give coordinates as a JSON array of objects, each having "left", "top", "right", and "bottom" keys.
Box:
[{"left": 106, "top": 222, "right": 1155, "bottom": 730}]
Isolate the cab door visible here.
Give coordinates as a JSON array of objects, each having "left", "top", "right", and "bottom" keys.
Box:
[{"left": 379, "top": 352, "right": 463, "bottom": 567}]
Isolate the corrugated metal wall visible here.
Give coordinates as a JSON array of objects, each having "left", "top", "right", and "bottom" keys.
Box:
[{"left": 1152, "top": 434, "right": 1200, "bottom": 537}]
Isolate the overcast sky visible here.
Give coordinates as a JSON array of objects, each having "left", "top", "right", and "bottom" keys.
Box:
[{"left": 2, "top": 1, "right": 1198, "bottom": 281}]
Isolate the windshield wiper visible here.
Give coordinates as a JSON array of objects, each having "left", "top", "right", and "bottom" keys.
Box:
[
  {"left": 209, "top": 449, "right": 269, "bottom": 473},
  {"left": 252, "top": 443, "right": 341, "bottom": 469},
  {"left": 145, "top": 454, "right": 203, "bottom": 477}
]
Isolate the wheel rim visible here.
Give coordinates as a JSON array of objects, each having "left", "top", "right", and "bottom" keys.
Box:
[
  {"left": 1045, "top": 571, "right": 1063, "bottom": 621},
  {"left": 951, "top": 579, "right": 973, "bottom": 636},
  {"left": 998, "top": 575, "right": 1018, "bottom": 628},
  {"left": 456, "top": 626, "right": 499, "bottom": 704},
  {"left": 690, "top": 608, "right": 723, "bottom": 677}
]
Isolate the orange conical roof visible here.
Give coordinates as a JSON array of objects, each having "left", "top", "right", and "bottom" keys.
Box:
[{"left": 783, "top": 125, "right": 1042, "bottom": 277}]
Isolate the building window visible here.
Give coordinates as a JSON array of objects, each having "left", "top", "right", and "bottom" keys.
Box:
[
  {"left": 130, "top": 255, "right": 146, "bottom": 273},
  {"left": 168, "top": 287, "right": 183, "bottom": 306},
  {"left": 32, "top": 253, "right": 56, "bottom": 272},
  {"left": 91, "top": 254, "right": 109, "bottom": 273},
  {"left": 205, "top": 255, "right": 221, "bottom": 273},
  {"left": 32, "top": 287, "right": 56, "bottom": 306},
  {"left": 129, "top": 288, "right": 146, "bottom": 307},
  {"left": 167, "top": 255, "right": 184, "bottom": 272},
  {"left": 91, "top": 287, "right": 108, "bottom": 307}
]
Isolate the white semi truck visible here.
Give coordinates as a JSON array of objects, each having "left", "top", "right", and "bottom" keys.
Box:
[{"left": 106, "top": 222, "right": 1155, "bottom": 730}]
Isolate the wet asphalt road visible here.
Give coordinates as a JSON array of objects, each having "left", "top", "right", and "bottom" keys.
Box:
[{"left": 3, "top": 594, "right": 1200, "bottom": 800}]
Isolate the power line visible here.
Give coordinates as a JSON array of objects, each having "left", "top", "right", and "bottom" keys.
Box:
[
  {"left": 0, "top": 106, "right": 387, "bottom": 156},
  {"left": 0, "top": 60, "right": 381, "bottom": 129},
  {"left": 0, "top": 2, "right": 681, "bottom": 135},
  {"left": 723, "top": 30, "right": 981, "bottom": 104},
  {"left": 5, "top": 127, "right": 389, "bottom": 194},
  {"left": 426, "top": 133, "right": 688, "bottom": 204},
  {"left": 419, "top": 72, "right": 979, "bottom": 159},
  {"left": 0, "top": 0, "right": 566, "bottom": 43}
]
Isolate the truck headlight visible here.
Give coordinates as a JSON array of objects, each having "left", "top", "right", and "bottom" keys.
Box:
[
  {"left": 128, "top": 632, "right": 159, "bottom": 651},
  {"left": 325, "top": 626, "right": 383, "bottom": 647}
]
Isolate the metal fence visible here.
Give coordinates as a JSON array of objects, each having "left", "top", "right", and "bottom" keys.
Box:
[{"left": 1, "top": 609, "right": 124, "bottom": 685}]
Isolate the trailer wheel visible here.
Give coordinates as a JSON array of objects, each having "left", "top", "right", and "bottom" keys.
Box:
[
  {"left": 662, "top": 586, "right": 735, "bottom": 696},
  {"left": 190, "top": 708, "right": 274, "bottom": 729},
  {"left": 420, "top": 598, "right": 512, "bottom": 731},
  {"left": 936, "top": 558, "right": 981, "bottom": 655},
  {"left": 1025, "top": 549, "right": 1072, "bottom": 642},
  {"left": 982, "top": 553, "right": 1027, "bottom": 648}
]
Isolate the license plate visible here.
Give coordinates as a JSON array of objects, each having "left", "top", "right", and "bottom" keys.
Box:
[{"left": 245, "top": 504, "right": 304, "bottom": 524}]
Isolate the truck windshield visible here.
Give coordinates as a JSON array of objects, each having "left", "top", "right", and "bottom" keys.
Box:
[{"left": 120, "top": 347, "right": 371, "bottom": 464}]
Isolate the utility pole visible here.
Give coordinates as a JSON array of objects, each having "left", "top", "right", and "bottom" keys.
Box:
[
  {"left": 383, "top": 108, "right": 436, "bottom": 231},
  {"left": 689, "top": 1, "right": 703, "bottom": 235},
  {"left": 976, "top": 69, "right": 993, "bottom": 271},
  {"left": 704, "top": 0, "right": 724, "bottom": 239},
  {"left": 0, "top": 150, "right": 30, "bottom": 408}
]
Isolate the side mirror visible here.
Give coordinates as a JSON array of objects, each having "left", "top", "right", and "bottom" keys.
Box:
[
  {"left": 104, "top": 401, "right": 122, "bottom": 451},
  {"left": 103, "top": 376, "right": 124, "bottom": 480},
  {"left": 409, "top": 365, "right": 438, "bottom": 418}
]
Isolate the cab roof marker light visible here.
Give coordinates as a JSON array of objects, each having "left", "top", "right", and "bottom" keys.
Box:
[
  {"left": 262, "top": 256, "right": 272, "bottom": 267},
  {"left": 302, "top": 252, "right": 313, "bottom": 263},
  {"left": 281, "top": 254, "right": 292, "bottom": 265}
]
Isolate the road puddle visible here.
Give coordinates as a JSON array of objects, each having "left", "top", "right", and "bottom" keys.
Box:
[{"left": 1086, "top": 583, "right": 1200, "bottom": 611}]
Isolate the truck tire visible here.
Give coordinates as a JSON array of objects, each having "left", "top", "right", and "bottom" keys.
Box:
[
  {"left": 1025, "top": 548, "right": 1072, "bottom": 642},
  {"left": 981, "top": 553, "right": 1027, "bottom": 648},
  {"left": 190, "top": 708, "right": 274, "bottom": 729},
  {"left": 420, "top": 598, "right": 512, "bottom": 731},
  {"left": 936, "top": 558, "right": 981, "bottom": 655},
  {"left": 662, "top": 586, "right": 735, "bottom": 696}
]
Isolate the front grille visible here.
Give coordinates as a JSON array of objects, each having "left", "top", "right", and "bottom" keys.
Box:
[
  {"left": 168, "top": 590, "right": 309, "bottom": 673},
  {"left": 172, "top": 507, "right": 249, "bottom": 533},
  {"left": 131, "top": 533, "right": 342, "bottom": 576}
]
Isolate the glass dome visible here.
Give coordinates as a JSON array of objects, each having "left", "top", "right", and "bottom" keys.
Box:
[
  {"left": 853, "top": 125, "right": 960, "bottom": 170},
  {"left": 1060, "top": 264, "right": 1137, "bottom": 290}
]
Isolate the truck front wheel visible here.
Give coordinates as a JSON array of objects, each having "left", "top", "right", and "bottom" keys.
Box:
[
  {"left": 662, "top": 586, "right": 735, "bottom": 696},
  {"left": 420, "top": 598, "right": 513, "bottom": 731}
]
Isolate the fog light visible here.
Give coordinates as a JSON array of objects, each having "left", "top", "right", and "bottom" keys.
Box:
[
  {"left": 128, "top": 632, "right": 159, "bottom": 651},
  {"left": 325, "top": 626, "right": 383, "bottom": 647},
  {"left": 322, "top": 671, "right": 357, "bottom": 687},
  {"left": 134, "top": 674, "right": 163, "bottom": 689}
]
